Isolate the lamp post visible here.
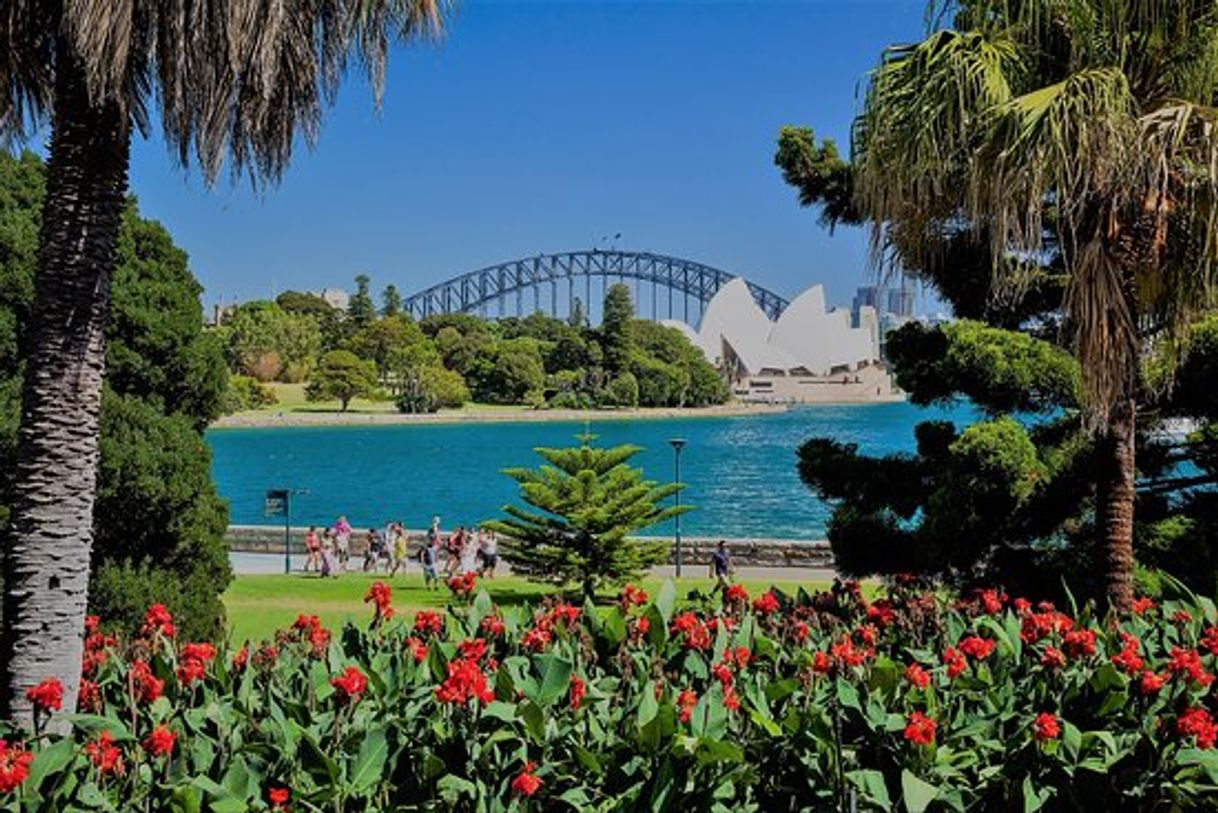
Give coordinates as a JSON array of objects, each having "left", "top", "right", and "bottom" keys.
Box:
[{"left": 668, "top": 438, "right": 686, "bottom": 578}]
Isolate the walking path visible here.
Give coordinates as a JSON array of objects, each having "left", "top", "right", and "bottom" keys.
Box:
[{"left": 229, "top": 552, "right": 837, "bottom": 583}]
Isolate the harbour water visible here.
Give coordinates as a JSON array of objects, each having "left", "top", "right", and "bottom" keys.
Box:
[{"left": 207, "top": 401, "right": 971, "bottom": 541}]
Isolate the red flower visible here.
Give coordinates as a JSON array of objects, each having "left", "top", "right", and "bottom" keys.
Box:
[
  {"left": 84, "top": 614, "right": 100, "bottom": 634},
  {"left": 435, "top": 658, "right": 495, "bottom": 705},
  {"left": 232, "top": 645, "right": 249, "bottom": 671},
  {"left": 364, "top": 581, "right": 394, "bottom": 621},
  {"left": 130, "top": 659, "right": 164, "bottom": 704},
  {"left": 1132, "top": 597, "right": 1156, "bottom": 615},
  {"left": 1062, "top": 628, "right": 1097, "bottom": 658},
  {"left": 903, "top": 711, "right": 936, "bottom": 746},
  {"left": 724, "top": 583, "right": 749, "bottom": 604},
  {"left": 1139, "top": 670, "right": 1168, "bottom": 696},
  {"left": 142, "top": 603, "right": 175, "bottom": 637},
  {"left": 712, "top": 663, "right": 734, "bottom": 688},
  {"left": 793, "top": 621, "right": 810, "bottom": 643},
  {"left": 959, "top": 635, "right": 995, "bottom": 660},
  {"left": 254, "top": 644, "right": 279, "bottom": 669},
  {"left": 866, "top": 601, "right": 896, "bottom": 627},
  {"left": 1168, "top": 647, "right": 1214, "bottom": 688},
  {"left": 447, "top": 572, "right": 478, "bottom": 597},
  {"left": 521, "top": 627, "right": 552, "bottom": 652},
  {"left": 1202, "top": 626, "right": 1218, "bottom": 656},
  {"left": 25, "top": 678, "right": 63, "bottom": 713},
  {"left": 812, "top": 651, "right": 833, "bottom": 674},
  {"left": 905, "top": 663, "right": 930, "bottom": 689},
  {"left": 330, "top": 666, "right": 368, "bottom": 703},
  {"left": 569, "top": 674, "right": 587, "bottom": 710},
  {"left": 480, "top": 614, "right": 505, "bottom": 637},
  {"left": 176, "top": 658, "right": 207, "bottom": 686},
  {"left": 292, "top": 614, "right": 321, "bottom": 632},
  {"left": 670, "top": 612, "right": 711, "bottom": 650},
  {"left": 78, "top": 679, "right": 101, "bottom": 713},
  {"left": 511, "top": 762, "right": 543, "bottom": 797},
  {"left": 722, "top": 687, "right": 741, "bottom": 711},
  {"left": 1040, "top": 647, "right": 1066, "bottom": 669},
  {"left": 1032, "top": 712, "right": 1060, "bottom": 742},
  {"left": 406, "top": 637, "right": 428, "bottom": 664},
  {"left": 1177, "top": 707, "right": 1218, "bottom": 749},
  {"left": 85, "top": 731, "right": 125, "bottom": 776},
  {"left": 308, "top": 625, "right": 331, "bottom": 658},
  {"left": 268, "top": 787, "right": 290, "bottom": 809},
  {"left": 1112, "top": 642, "right": 1144, "bottom": 675},
  {"left": 0, "top": 740, "right": 35, "bottom": 794},
  {"left": 752, "top": 591, "right": 780, "bottom": 614},
  {"left": 677, "top": 689, "right": 698, "bottom": 723},
  {"left": 830, "top": 635, "right": 868, "bottom": 668},
  {"left": 142, "top": 725, "right": 176, "bottom": 758},
  {"left": 630, "top": 616, "right": 650, "bottom": 640},
  {"left": 1173, "top": 610, "right": 1193, "bottom": 625},
  {"left": 619, "top": 584, "right": 649, "bottom": 609},
  {"left": 942, "top": 647, "right": 967, "bottom": 678},
  {"left": 1013, "top": 597, "right": 1031, "bottom": 614},
  {"left": 459, "top": 638, "right": 488, "bottom": 662},
  {"left": 978, "top": 589, "right": 1005, "bottom": 615},
  {"left": 413, "top": 610, "right": 444, "bottom": 636}
]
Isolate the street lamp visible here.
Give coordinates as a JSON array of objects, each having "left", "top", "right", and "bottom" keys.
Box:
[{"left": 668, "top": 438, "right": 686, "bottom": 578}]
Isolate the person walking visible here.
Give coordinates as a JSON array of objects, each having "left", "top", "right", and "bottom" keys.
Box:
[
  {"left": 445, "top": 526, "right": 465, "bottom": 576},
  {"left": 419, "top": 539, "right": 439, "bottom": 590},
  {"left": 320, "top": 530, "right": 338, "bottom": 579},
  {"left": 334, "top": 515, "right": 352, "bottom": 572},
  {"left": 389, "top": 524, "right": 409, "bottom": 578},
  {"left": 304, "top": 526, "right": 321, "bottom": 573},
  {"left": 710, "top": 540, "right": 733, "bottom": 593},
  {"left": 362, "top": 527, "right": 384, "bottom": 572},
  {"left": 479, "top": 529, "right": 498, "bottom": 578}
]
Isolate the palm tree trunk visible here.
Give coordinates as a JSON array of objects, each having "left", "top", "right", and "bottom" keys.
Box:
[
  {"left": 1096, "top": 395, "right": 1136, "bottom": 611},
  {"left": 1, "top": 55, "right": 130, "bottom": 730}
]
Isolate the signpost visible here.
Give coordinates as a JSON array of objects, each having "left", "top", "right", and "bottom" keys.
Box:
[
  {"left": 668, "top": 438, "right": 686, "bottom": 578},
  {"left": 264, "top": 489, "right": 291, "bottom": 574}
]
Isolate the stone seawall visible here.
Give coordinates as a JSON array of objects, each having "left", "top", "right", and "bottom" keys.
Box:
[{"left": 226, "top": 525, "right": 833, "bottom": 569}]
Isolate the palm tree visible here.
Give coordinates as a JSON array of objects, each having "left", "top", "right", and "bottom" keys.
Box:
[
  {"left": 848, "top": 0, "right": 1218, "bottom": 608},
  {"left": 0, "top": 0, "right": 445, "bottom": 728}
]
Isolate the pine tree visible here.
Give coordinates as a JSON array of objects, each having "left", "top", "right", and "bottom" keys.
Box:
[
  {"left": 348, "top": 274, "right": 376, "bottom": 325},
  {"left": 486, "top": 436, "right": 686, "bottom": 600},
  {"left": 600, "top": 283, "right": 634, "bottom": 374},
  {"left": 382, "top": 284, "right": 402, "bottom": 318}
]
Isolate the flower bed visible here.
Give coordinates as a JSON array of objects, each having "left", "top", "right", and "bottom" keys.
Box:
[{"left": 3, "top": 579, "right": 1218, "bottom": 811}]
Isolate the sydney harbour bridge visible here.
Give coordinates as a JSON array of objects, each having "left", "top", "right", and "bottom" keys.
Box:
[{"left": 401, "top": 250, "right": 789, "bottom": 325}]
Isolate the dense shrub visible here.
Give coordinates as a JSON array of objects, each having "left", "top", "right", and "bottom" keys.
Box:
[
  {"left": 223, "top": 375, "right": 278, "bottom": 413},
  {"left": 3, "top": 581, "right": 1218, "bottom": 811}
]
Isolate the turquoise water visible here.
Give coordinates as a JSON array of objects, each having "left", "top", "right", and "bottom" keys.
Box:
[{"left": 206, "top": 402, "right": 970, "bottom": 541}]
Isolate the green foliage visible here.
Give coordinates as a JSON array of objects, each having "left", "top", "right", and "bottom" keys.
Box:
[
  {"left": 603, "top": 372, "right": 641, "bottom": 408},
  {"left": 470, "top": 337, "right": 546, "bottom": 404},
  {"left": 600, "top": 283, "right": 635, "bottom": 374},
  {"left": 347, "top": 273, "right": 377, "bottom": 325},
  {"left": 222, "top": 374, "right": 278, "bottom": 414},
  {"left": 774, "top": 125, "right": 858, "bottom": 228},
  {"left": 345, "top": 315, "right": 426, "bottom": 378},
  {"left": 486, "top": 440, "right": 683, "bottom": 599},
  {"left": 0, "top": 150, "right": 231, "bottom": 636},
  {"left": 381, "top": 284, "right": 402, "bottom": 318},
  {"left": 94, "top": 392, "right": 231, "bottom": 640},
  {"left": 9, "top": 581, "right": 1218, "bottom": 810},
  {"left": 222, "top": 301, "right": 321, "bottom": 382},
  {"left": 306, "top": 350, "right": 378, "bottom": 411},
  {"left": 396, "top": 365, "right": 469, "bottom": 413}
]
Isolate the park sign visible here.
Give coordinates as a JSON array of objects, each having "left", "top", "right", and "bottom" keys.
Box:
[{"left": 264, "top": 489, "right": 289, "bottom": 518}]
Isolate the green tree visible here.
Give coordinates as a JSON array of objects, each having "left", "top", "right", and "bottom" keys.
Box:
[
  {"left": 0, "top": 0, "right": 445, "bottom": 725},
  {"left": 223, "top": 302, "right": 320, "bottom": 383},
  {"left": 600, "top": 283, "right": 635, "bottom": 375},
  {"left": 396, "top": 365, "right": 469, "bottom": 413},
  {"left": 568, "top": 296, "right": 587, "bottom": 329},
  {"left": 485, "top": 439, "right": 685, "bottom": 600},
  {"left": 381, "top": 284, "right": 402, "bottom": 318},
  {"left": 471, "top": 338, "right": 546, "bottom": 404},
  {"left": 784, "top": 2, "right": 1218, "bottom": 608},
  {"left": 603, "top": 372, "right": 641, "bottom": 408},
  {"left": 346, "top": 315, "right": 426, "bottom": 379},
  {"left": 306, "top": 350, "right": 378, "bottom": 411},
  {"left": 348, "top": 274, "right": 377, "bottom": 326}
]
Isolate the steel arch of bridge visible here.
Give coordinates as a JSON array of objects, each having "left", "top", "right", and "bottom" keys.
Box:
[{"left": 402, "top": 250, "right": 789, "bottom": 323}]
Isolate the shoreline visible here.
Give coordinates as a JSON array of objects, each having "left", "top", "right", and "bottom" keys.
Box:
[{"left": 210, "top": 401, "right": 796, "bottom": 429}]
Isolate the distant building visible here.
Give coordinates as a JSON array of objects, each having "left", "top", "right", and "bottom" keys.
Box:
[
  {"left": 667, "top": 279, "right": 896, "bottom": 403},
  {"left": 852, "top": 285, "right": 884, "bottom": 317},
  {"left": 316, "top": 288, "right": 350, "bottom": 312},
  {"left": 887, "top": 286, "right": 915, "bottom": 318}
]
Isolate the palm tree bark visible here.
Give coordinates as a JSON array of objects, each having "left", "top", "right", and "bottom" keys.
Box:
[
  {"left": 1096, "top": 395, "right": 1137, "bottom": 611},
  {"left": 1, "top": 54, "right": 130, "bottom": 729}
]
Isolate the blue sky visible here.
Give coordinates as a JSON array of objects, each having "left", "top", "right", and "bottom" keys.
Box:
[{"left": 120, "top": 0, "right": 929, "bottom": 314}]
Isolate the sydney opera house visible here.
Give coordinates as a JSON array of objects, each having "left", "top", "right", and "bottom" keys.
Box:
[{"left": 666, "top": 279, "right": 897, "bottom": 403}]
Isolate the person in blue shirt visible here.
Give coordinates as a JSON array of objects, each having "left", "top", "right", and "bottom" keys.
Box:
[{"left": 710, "top": 540, "right": 732, "bottom": 592}]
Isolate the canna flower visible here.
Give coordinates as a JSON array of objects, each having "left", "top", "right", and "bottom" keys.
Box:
[
  {"left": 1040, "top": 647, "right": 1066, "bottom": 670},
  {"left": 1132, "top": 597, "right": 1156, "bottom": 615},
  {"left": 232, "top": 645, "right": 249, "bottom": 671},
  {"left": 1032, "top": 712, "right": 1061, "bottom": 742},
  {"left": 330, "top": 666, "right": 367, "bottom": 703},
  {"left": 1062, "top": 628, "right": 1097, "bottom": 658},
  {"left": 130, "top": 659, "right": 164, "bottom": 704},
  {"left": 619, "top": 584, "right": 648, "bottom": 609},
  {"left": 959, "top": 635, "right": 995, "bottom": 660},
  {"left": 511, "top": 762, "right": 543, "bottom": 797},
  {"left": 866, "top": 601, "right": 896, "bottom": 627},
  {"left": 459, "top": 638, "right": 488, "bottom": 662},
  {"left": 722, "top": 687, "right": 741, "bottom": 711},
  {"left": 85, "top": 731, "right": 125, "bottom": 776},
  {"left": 1167, "top": 647, "right": 1214, "bottom": 688},
  {"left": 25, "top": 678, "right": 63, "bottom": 713},
  {"left": 904, "top": 663, "right": 930, "bottom": 689},
  {"left": 521, "top": 627, "right": 552, "bottom": 652},
  {"left": 268, "top": 787, "right": 290, "bottom": 809},
  {"left": 1139, "top": 670, "right": 1168, "bottom": 696},
  {"left": 406, "top": 637, "right": 428, "bottom": 664},
  {"left": 752, "top": 591, "right": 780, "bottom": 614},
  {"left": 0, "top": 740, "right": 35, "bottom": 794},
  {"left": 142, "top": 725, "right": 176, "bottom": 758},
  {"left": 677, "top": 689, "right": 698, "bottom": 723},
  {"left": 1202, "top": 626, "right": 1218, "bottom": 656},
  {"left": 569, "top": 674, "right": 587, "bottom": 710},
  {"left": 363, "top": 581, "right": 393, "bottom": 621},
  {"left": 480, "top": 614, "right": 505, "bottom": 637},
  {"left": 812, "top": 651, "right": 833, "bottom": 674},
  {"left": 413, "top": 610, "right": 444, "bottom": 637},
  {"left": 435, "top": 658, "right": 495, "bottom": 705},
  {"left": 78, "top": 679, "right": 101, "bottom": 713},
  {"left": 724, "top": 583, "right": 749, "bottom": 604},
  {"left": 903, "top": 711, "right": 936, "bottom": 746},
  {"left": 942, "top": 647, "right": 967, "bottom": 679},
  {"left": 792, "top": 621, "right": 810, "bottom": 643},
  {"left": 1177, "top": 707, "right": 1218, "bottom": 750},
  {"left": 142, "top": 603, "right": 175, "bottom": 638}
]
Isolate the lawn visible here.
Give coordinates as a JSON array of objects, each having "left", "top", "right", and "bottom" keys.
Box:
[
  {"left": 233, "top": 382, "right": 540, "bottom": 419},
  {"left": 222, "top": 571, "right": 836, "bottom": 642}
]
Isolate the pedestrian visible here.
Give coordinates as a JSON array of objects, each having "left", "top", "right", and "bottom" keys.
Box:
[
  {"left": 362, "top": 528, "right": 384, "bottom": 572},
  {"left": 419, "top": 539, "right": 439, "bottom": 590},
  {"left": 446, "top": 526, "right": 464, "bottom": 576},
  {"left": 710, "top": 540, "right": 733, "bottom": 592},
  {"left": 320, "top": 530, "right": 338, "bottom": 579},
  {"left": 304, "top": 526, "right": 321, "bottom": 573},
  {"left": 334, "top": 515, "right": 352, "bottom": 571},
  {"left": 479, "top": 528, "right": 498, "bottom": 578},
  {"left": 389, "top": 524, "right": 409, "bottom": 578}
]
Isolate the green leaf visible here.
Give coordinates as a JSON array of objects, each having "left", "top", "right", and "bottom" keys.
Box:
[
  {"left": 170, "top": 785, "right": 203, "bottom": 813},
  {"left": 1022, "top": 776, "right": 1053, "bottom": 812},
  {"left": 847, "top": 769, "right": 891, "bottom": 808},
  {"left": 25, "top": 737, "right": 76, "bottom": 790},
  {"left": 349, "top": 725, "right": 388, "bottom": 794},
  {"left": 637, "top": 681, "right": 659, "bottom": 730},
  {"left": 536, "top": 655, "right": 574, "bottom": 706},
  {"left": 654, "top": 580, "right": 677, "bottom": 626},
  {"left": 902, "top": 769, "right": 939, "bottom": 813},
  {"left": 437, "top": 774, "right": 477, "bottom": 804},
  {"left": 518, "top": 699, "right": 546, "bottom": 743},
  {"left": 190, "top": 776, "right": 247, "bottom": 813}
]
